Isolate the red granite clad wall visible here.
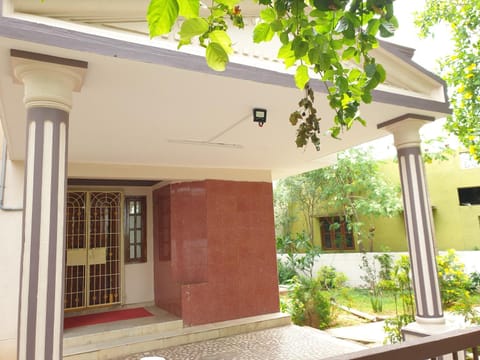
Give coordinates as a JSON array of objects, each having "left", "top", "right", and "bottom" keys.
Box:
[
  {"left": 152, "top": 186, "right": 182, "bottom": 316},
  {"left": 153, "top": 180, "right": 279, "bottom": 326}
]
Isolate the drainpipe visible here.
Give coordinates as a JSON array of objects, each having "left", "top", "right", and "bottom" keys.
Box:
[{"left": 0, "top": 139, "right": 23, "bottom": 211}]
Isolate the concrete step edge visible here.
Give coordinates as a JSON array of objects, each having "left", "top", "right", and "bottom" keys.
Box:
[{"left": 63, "top": 312, "right": 291, "bottom": 358}]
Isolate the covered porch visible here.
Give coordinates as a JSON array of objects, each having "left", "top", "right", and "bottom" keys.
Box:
[{"left": 0, "top": 0, "right": 457, "bottom": 359}]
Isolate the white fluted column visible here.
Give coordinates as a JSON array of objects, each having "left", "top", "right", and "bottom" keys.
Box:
[
  {"left": 378, "top": 114, "right": 444, "bottom": 324},
  {"left": 11, "top": 50, "right": 87, "bottom": 360}
]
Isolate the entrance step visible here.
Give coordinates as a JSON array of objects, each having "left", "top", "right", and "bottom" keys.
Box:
[{"left": 63, "top": 312, "right": 291, "bottom": 360}]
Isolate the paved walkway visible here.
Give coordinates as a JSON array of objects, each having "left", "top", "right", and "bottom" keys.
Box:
[
  {"left": 326, "top": 321, "right": 386, "bottom": 346},
  {"left": 120, "top": 325, "right": 367, "bottom": 360}
]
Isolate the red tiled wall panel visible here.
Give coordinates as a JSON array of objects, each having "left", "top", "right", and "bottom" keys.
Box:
[
  {"left": 152, "top": 186, "right": 182, "bottom": 316},
  {"left": 153, "top": 180, "right": 279, "bottom": 326}
]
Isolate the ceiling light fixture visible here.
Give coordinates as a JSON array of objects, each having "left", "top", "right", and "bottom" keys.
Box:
[{"left": 253, "top": 108, "right": 267, "bottom": 127}]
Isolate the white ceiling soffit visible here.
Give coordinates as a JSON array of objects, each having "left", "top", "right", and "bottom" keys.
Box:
[{"left": 0, "top": 1, "right": 450, "bottom": 180}]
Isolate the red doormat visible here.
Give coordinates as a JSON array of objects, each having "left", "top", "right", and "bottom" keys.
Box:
[{"left": 64, "top": 307, "right": 154, "bottom": 329}]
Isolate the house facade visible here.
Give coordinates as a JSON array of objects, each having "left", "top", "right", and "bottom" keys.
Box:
[{"left": 0, "top": 0, "right": 452, "bottom": 358}]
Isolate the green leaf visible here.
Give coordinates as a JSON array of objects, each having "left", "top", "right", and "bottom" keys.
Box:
[
  {"left": 365, "top": 63, "right": 377, "bottom": 78},
  {"left": 308, "top": 47, "right": 322, "bottom": 64},
  {"left": 278, "top": 43, "right": 293, "bottom": 59},
  {"left": 211, "top": 7, "right": 226, "bottom": 17},
  {"left": 335, "top": 76, "right": 348, "bottom": 93},
  {"left": 270, "top": 19, "right": 283, "bottom": 32},
  {"left": 279, "top": 31, "right": 290, "bottom": 45},
  {"left": 209, "top": 30, "right": 233, "bottom": 54},
  {"left": 348, "top": 68, "right": 362, "bottom": 82},
  {"left": 215, "top": 0, "right": 239, "bottom": 6},
  {"left": 295, "top": 65, "right": 309, "bottom": 89},
  {"left": 361, "top": 91, "right": 372, "bottom": 103},
  {"left": 366, "top": 18, "right": 381, "bottom": 36},
  {"left": 292, "top": 39, "right": 309, "bottom": 58},
  {"left": 309, "top": 9, "right": 324, "bottom": 17},
  {"left": 147, "top": 0, "right": 179, "bottom": 37},
  {"left": 330, "top": 125, "right": 341, "bottom": 139},
  {"left": 260, "top": 7, "right": 277, "bottom": 23},
  {"left": 178, "top": 18, "right": 208, "bottom": 47},
  {"left": 379, "top": 21, "right": 396, "bottom": 37},
  {"left": 342, "top": 47, "right": 356, "bottom": 61},
  {"left": 274, "top": 0, "right": 287, "bottom": 16},
  {"left": 177, "top": 0, "right": 199, "bottom": 18},
  {"left": 376, "top": 63, "right": 386, "bottom": 82},
  {"left": 206, "top": 42, "right": 229, "bottom": 71},
  {"left": 331, "top": 39, "right": 343, "bottom": 50},
  {"left": 278, "top": 43, "right": 297, "bottom": 68},
  {"left": 318, "top": 53, "right": 332, "bottom": 70},
  {"left": 314, "top": 0, "right": 337, "bottom": 11},
  {"left": 253, "top": 23, "right": 275, "bottom": 43}
]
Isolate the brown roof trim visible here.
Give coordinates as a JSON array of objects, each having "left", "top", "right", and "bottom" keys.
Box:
[
  {"left": 10, "top": 49, "right": 88, "bottom": 68},
  {"left": 377, "top": 113, "right": 435, "bottom": 129},
  {"left": 0, "top": 8, "right": 450, "bottom": 115},
  {"left": 378, "top": 39, "right": 448, "bottom": 94},
  {"left": 371, "top": 88, "right": 451, "bottom": 114}
]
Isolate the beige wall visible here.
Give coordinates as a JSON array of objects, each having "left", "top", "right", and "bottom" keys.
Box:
[
  {"left": 0, "top": 149, "right": 24, "bottom": 357},
  {"left": 122, "top": 187, "right": 155, "bottom": 305}
]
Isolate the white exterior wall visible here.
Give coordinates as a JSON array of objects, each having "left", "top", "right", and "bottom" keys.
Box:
[
  {"left": 0, "top": 155, "right": 24, "bottom": 358},
  {"left": 122, "top": 187, "right": 155, "bottom": 305},
  {"left": 311, "top": 252, "right": 407, "bottom": 287},
  {"left": 281, "top": 251, "right": 480, "bottom": 288}
]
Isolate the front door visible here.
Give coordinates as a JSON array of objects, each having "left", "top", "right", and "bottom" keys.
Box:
[{"left": 64, "top": 191, "right": 122, "bottom": 310}]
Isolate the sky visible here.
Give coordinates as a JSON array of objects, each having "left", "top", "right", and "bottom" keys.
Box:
[
  {"left": 360, "top": 0, "right": 457, "bottom": 159},
  {"left": 388, "top": 0, "right": 453, "bottom": 72}
]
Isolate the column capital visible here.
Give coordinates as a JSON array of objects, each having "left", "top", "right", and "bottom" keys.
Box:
[
  {"left": 378, "top": 113, "right": 435, "bottom": 149},
  {"left": 10, "top": 49, "right": 87, "bottom": 112}
]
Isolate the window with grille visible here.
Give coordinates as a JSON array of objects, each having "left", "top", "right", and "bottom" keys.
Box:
[
  {"left": 125, "top": 196, "right": 147, "bottom": 263},
  {"left": 319, "top": 216, "right": 355, "bottom": 250}
]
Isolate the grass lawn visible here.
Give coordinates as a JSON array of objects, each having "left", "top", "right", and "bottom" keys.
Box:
[
  {"left": 280, "top": 285, "right": 480, "bottom": 329},
  {"left": 332, "top": 288, "right": 404, "bottom": 317},
  {"left": 328, "top": 287, "right": 401, "bottom": 328},
  {"left": 328, "top": 287, "right": 480, "bottom": 328}
]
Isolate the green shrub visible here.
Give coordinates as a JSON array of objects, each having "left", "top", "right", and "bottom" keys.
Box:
[
  {"left": 384, "top": 250, "right": 479, "bottom": 343},
  {"left": 468, "top": 271, "right": 480, "bottom": 292},
  {"left": 437, "top": 249, "right": 471, "bottom": 308},
  {"left": 317, "top": 266, "right": 347, "bottom": 290},
  {"left": 384, "top": 314, "right": 414, "bottom": 344},
  {"left": 288, "top": 275, "right": 333, "bottom": 329},
  {"left": 359, "top": 253, "right": 393, "bottom": 313},
  {"left": 382, "top": 255, "right": 415, "bottom": 344},
  {"left": 276, "top": 232, "right": 321, "bottom": 278},
  {"left": 277, "top": 258, "right": 297, "bottom": 284}
]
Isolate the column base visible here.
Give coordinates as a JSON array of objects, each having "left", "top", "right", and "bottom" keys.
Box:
[{"left": 402, "top": 314, "right": 468, "bottom": 360}]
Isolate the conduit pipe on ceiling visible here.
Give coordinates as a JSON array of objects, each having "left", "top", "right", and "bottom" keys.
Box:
[{"left": 0, "top": 138, "right": 23, "bottom": 211}]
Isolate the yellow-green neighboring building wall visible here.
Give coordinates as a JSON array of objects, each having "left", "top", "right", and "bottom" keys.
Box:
[
  {"left": 375, "top": 153, "right": 480, "bottom": 251},
  {"left": 285, "top": 152, "right": 480, "bottom": 252}
]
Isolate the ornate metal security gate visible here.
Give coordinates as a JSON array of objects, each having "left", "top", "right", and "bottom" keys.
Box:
[{"left": 64, "top": 191, "right": 122, "bottom": 310}]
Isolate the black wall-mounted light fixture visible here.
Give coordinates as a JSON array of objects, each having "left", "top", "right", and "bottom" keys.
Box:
[{"left": 253, "top": 108, "right": 267, "bottom": 127}]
